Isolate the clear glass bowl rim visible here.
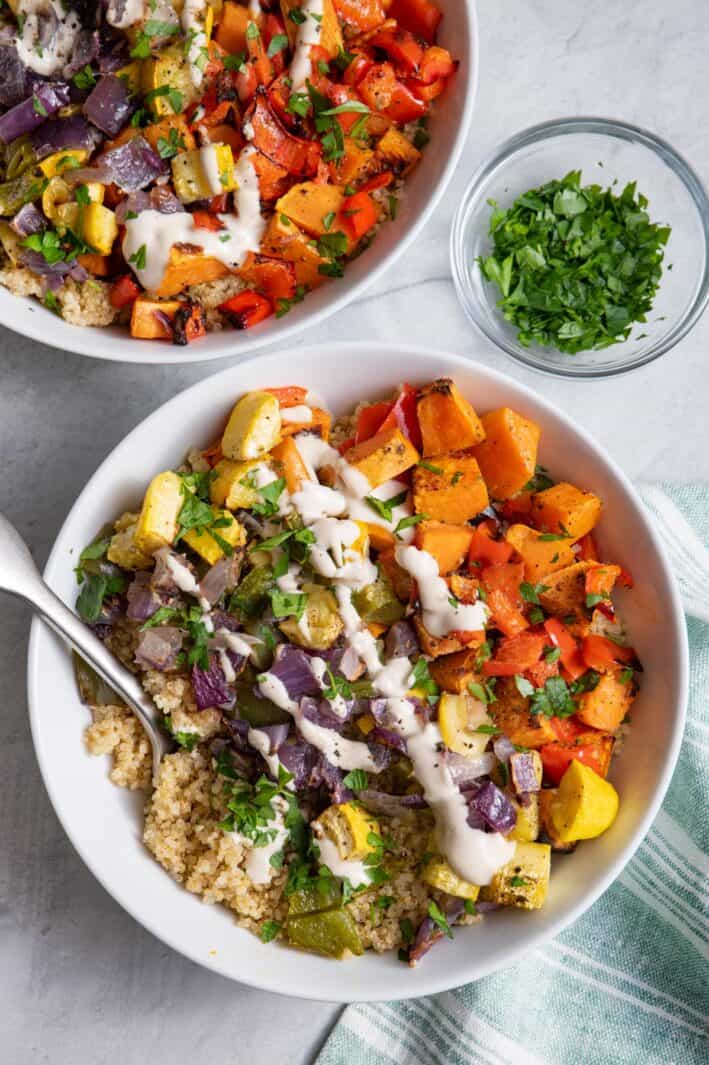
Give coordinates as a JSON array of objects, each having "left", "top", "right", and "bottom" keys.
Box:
[{"left": 450, "top": 115, "right": 709, "bottom": 379}]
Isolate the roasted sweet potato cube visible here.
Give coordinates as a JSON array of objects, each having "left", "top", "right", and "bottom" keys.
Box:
[
  {"left": 142, "top": 114, "right": 196, "bottom": 154},
  {"left": 345, "top": 426, "right": 420, "bottom": 487},
  {"left": 449, "top": 573, "right": 480, "bottom": 603},
  {"left": 378, "top": 547, "right": 413, "bottom": 601},
  {"left": 154, "top": 244, "right": 231, "bottom": 298},
  {"left": 276, "top": 181, "right": 345, "bottom": 237},
  {"left": 280, "top": 407, "right": 332, "bottom": 441},
  {"left": 531, "top": 482, "right": 602, "bottom": 540},
  {"left": 260, "top": 212, "right": 328, "bottom": 289},
  {"left": 505, "top": 524, "right": 576, "bottom": 582},
  {"left": 538, "top": 561, "right": 596, "bottom": 619},
  {"left": 576, "top": 671, "right": 636, "bottom": 732},
  {"left": 413, "top": 449, "right": 488, "bottom": 523},
  {"left": 215, "top": 1, "right": 251, "bottom": 52},
  {"left": 429, "top": 647, "right": 481, "bottom": 693},
  {"left": 130, "top": 296, "right": 183, "bottom": 340},
  {"left": 473, "top": 408, "right": 541, "bottom": 500},
  {"left": 417, "top": 379, "right": 485, "bottom": 456},
  {"left": 331, "top": 137, "right": 375, "bottom": 185},
  {"left": 413, "top": 615, "right": 472, "bottom": 658},
  {"left": 281, "top": 0, "right": 343, "bottom": 55},
  {"left": 414, "top": 520, "right": 474, "bottom": 575},
  {"left": 374, "top": 127, "right": 421, "bottom": 176},
  {"left": 490, "top": 678, "right": 557, "bottom": 748}
]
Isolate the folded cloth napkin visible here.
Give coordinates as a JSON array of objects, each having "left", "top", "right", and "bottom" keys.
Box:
[{"left": 317, "top": 484, "right": 709, "bottom": 1065}]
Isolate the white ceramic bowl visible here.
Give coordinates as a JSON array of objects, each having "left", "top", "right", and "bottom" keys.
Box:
[
  {"left": 0, "top": 5, "right": 478, "bottom": 365},
  {"left": 28, "top": 342, "right": 688, "bottom": 1001}
]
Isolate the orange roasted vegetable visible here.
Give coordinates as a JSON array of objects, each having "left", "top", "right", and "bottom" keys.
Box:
[
  {"left": 246, "top": 90, "right": 322, "bottom": 177},
  {"left": 154, "top": 245, "right": 231, "bottom": 298},
  {"left": 473, "top": 408, "right": 541, "bottom": 500},
  {"left": 333, "top": 0, "right": 387, "bottom": 32},
  {"left": 215, "top": 1, "right": 252, "bottom": 53},
  {"left": 417, "top": 378, "right": 485, "bottom": 456},
  {"left": 345, "top": 426, "right": 420, "bottom": 486},
  {"left": 340, "top": 190, "right": 379, "bottom": 241},
  {"left": 540, "top": 733, "right": 614, "bottom": 786},
  {"left": 531, "top": 482, "right": 602, "bottom": 540},
  {"left": 280, "top": 407, "right": 332, "bottom": 440},
  {"left": 414, "top": 520, "right": 474, "bottom": 575},
  {"left": 218, "top": 290, "right": 274, "bottom": 329},
  {"left": 239, "top": 252, "right": 298, "bottom": 302},
  {"left": 482, "top": 632, "right": 546, "bottom": 677},
  {"left": 504, "top": 524, "right": 576, "bottom": 582},
  {"left": 412, "top": 449, "right": 488, "bottom": 524},
  {"left": 575, "top": 671, "right": 636, "bottom": 732},
  {"left": 388, "top": 0, "right": 442, "bottom": 43},
  {"left": 272, "top": 436, "right": 310, "bottom": 492},
  {"left": 260, "top": 212, "right": 328, "bottom": 288}
]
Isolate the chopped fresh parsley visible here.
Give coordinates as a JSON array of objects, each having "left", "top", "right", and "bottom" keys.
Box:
[
  {"left": 469, "top": 679, "right": 497, "bottom": 705},
  {"left": 270, "top": 588, "right": 307, "bottom": 620},
  {"left": 417, "top": 460, "right": 444, "bottom": 475},
  {"left": 427, "top": 900, "right": 453, "bottom": 939},
  {"left": 260, "top": 920, "right": 282, "bottom": 943},
  {"left": 72, "top": 65, "right": 96, "bottom": 90},
  {"left": 519, "top": 581, "right": 550, "bottom": 605},
  {"left": 410, "top": 657, "right": 439, "bottom": 700},
  {"left": 342, "top": 769, "right": 368, "bottom": 791},
  {"left": 129, "top": 244, "right": 147, "bottom": 270},
  {"left": 394, "top": 513, "right": 427, "bottom": 538},
  {"left": 364, "top": 489, "right": 408, "bottom": 523}
]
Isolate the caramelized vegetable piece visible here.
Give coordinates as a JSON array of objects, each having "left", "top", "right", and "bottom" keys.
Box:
[
  {"left": 538, "top": 788, "right": 576, "bottom": 851},
  {"left": 281, "top": 0, "right": 344, "bottom": 55},
  {"left": 413, "top": 449, "right": 488, "bottom": 523},
  {"left": 219, "top": 291, "right": 274, "bottom": 329},
  {"left": 374, "top": 127, "right": 422, "bottom": 175},
  {"left": 286, "top": 908, "right": 363, "bottom": 958},
  {"left": 345, "top": 425, "right": 420, "bottom": 486},
  {"left": 540, "top": 732, "right": 614, "bottom": 786},
  {"left": 531, "top": 482, "right": 602, "bottom": 539},
  {"left": 352, "top": 577, "right": 405, "bottom": 624},
  {"left": 438, "top": 690, "right": 491, "bottom": 755},
  {"left": 413, "top": 616, "right": 473, "bottom": 658},
  {"left": 480, "top": 841, "right": 551, "bottom": 910},
  {"left": 414, "top": 520, "right": 474, "bottom": 575},
  {"left": 388, "top": 0, "right": 443, "bottom": 43},
  {"left": 238, "top": 252, "right": 297, "bottom": 302},
  {"left": 537, "top": 560, "right": 596, "bottom": 620},
  {"left": 429, "top": 646, "right": 481, "bottom": 693},
  {"left": 276, "top": 181, "right": 345, "bottom": 237},
  {"left": 222, "top": 391, "right": 282, "bottom": 460},
  {"left": 215, "top": 0, "right": 251, "bottom": 52},
  {"left": 271, "top": 436, "right": 310, "bottom": 492},
  {"left": 423, "top": 854, "right": 480, "bottom": 900},
  {"left": 550, "top": 760, "right": 619, "bottom": 843},
  {"left": 155, "top": 245, "right": 231, "bottom": 298},
  {"left": 417, "top": 378, "right": 485, "bottom": 456},
  {"left": 260, "top": 212, "right": 328, "bottom": 288},
  {"left": 142, "top": 114, "right": 196, "bottom": 154},
  {"left": 491, "top": 677, "right": 557, "bottom": 749},
  {"left": 504, "top": 524, "right": 576, "bottom": 582},
  {"left": 183, "top": 509, "right": 245, "bottom": 565},
  {"left": 473, "top": 408, "right": 541, "bottom": 499},
  {"left": 332, "top": 0, "right": 387, "bottom": 32},
  {"left": 576, "top": 671, "right": 635, "bottom": 732}
]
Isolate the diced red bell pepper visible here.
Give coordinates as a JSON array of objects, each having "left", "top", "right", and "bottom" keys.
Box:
[
  {"left": 581, "top": 634, "right": 637, "bottom": 673},
  {"left": 544, "top": 617, "right": 586, "bottom": 680},
  {"left": 406, "top": 77, "right": 446, "bottom": 102},
  {"left": 586, "top": 564, "right": 621, "bottom": 602},
  {"left": 236, "top": 62, "right": 258, "bottom": 104},
  {"left": 246, "top": 89, "right": 322, "bottom": 176},
  {"left": 388, "top": 0, "right": 443, "bottom": 44},
  {"left": 337, "top": 436, "right": 356, "bottom": 455},
  {"left": 202, "top": 439, "right": 224, "bottom": 468},
  {"left": 469, "top": 527, "right": 514, "bottom": 567},
  {"left": 482, "top": 561, "right": 528, "bottom": 638},
  {"left": 265, "top": 386, "right": 309, "bottom": 408},
  {"left": 369, "top": 29, "right": 424, "bottom": 75},
  {"left": 618, "top": 567, "right": 634, "bottom": 589},
  {"left": 356, "top": 400, "right": 394, "bottom": 442},
  {"left": 540, "top": 739, "right": 610, "bottom": 786},
  {"left": 377, "top": 383, "right": 423, "bottom": 450},
  {"left": 484, "top": 588, "right": 529, "bottom": 638},
  {"left": 240, "top": 253, "right": 297, "bottom": 301},
  {"left": 386, "top": 81, "right": 427, "bottom": 123},
  {"left": 247, "top": 25, "right": 273, "bottom": 86},
  {"left": 576, "top": 533, "right": 598, "bottom": 561},
  {"left": 109, "top": 274, "right": 141, "bottom": 309},
  {"left": 264, "top": 13, "right": 288, "bottom": 76},
  {"left": 359, "top": 171, "right": 394, "bottom": 193},
  {"left": 526, "top": 657, "right": 560, "bottom": 688},
  {"left": 482, "top": 632, "right": 546, "bottom": 677},
  {"left": 218, "top": 290, "right": 273, "bottom": 329},
  {"left": 344, "top": 53, "right": 374, "bottom": 87},
  {"left": 549, "top": 716, "right": 588, "bottom": 743},
  {"left": 192, "top": 210, "right": 225, "bottom": 232}
]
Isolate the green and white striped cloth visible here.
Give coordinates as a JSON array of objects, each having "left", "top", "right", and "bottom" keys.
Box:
[{"left": 318, "top": 484, "right": 709, "bottom": 1065}]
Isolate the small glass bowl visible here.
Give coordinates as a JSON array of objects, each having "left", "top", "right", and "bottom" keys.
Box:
[{"left": 451, "top": 117, "right": 709, "bottom": 378}]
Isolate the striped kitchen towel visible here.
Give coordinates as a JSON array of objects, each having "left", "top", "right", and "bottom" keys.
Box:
[{"left": 317, "top": 483, "right": 709, "bottom": 1065}]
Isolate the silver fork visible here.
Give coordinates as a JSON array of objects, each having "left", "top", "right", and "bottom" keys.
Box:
[{"left": 0, "top": 512, "right": 170, "bottom": 782}]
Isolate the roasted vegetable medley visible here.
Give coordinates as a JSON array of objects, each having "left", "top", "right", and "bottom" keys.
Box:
[
  {"left": 76, "top": 378, "right": 640, "bottom": 962},
  {"left": 0, "top": 0, "right": 456, "bottom": 341}
]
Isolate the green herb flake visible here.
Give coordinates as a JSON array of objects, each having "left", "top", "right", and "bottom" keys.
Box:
[{"left": 260, "top": 920, "right": 282, "bottom": 943}]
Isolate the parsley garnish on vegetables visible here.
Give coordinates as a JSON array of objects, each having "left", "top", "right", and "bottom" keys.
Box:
[
  {"left": 131, "top": 19, "right": 180, "bottom": 58},
  {"left": 410, "top": 657, "right": 439, "bottom": 700},
  {"left": 322, "top": 665, "right": 352, "bottom": 701},
  {"left": 469, "top": 679, "right": 497, "bottom": 705},
  {"left": 364, "top": 489, "right": 408, "bottom": 523},
  {"left": 516, "top": 673, "right": 576, "bottom": 717},
  {"left": 427, "top": 900, "right": 453, "bottom": 939},
  {"left": 342, "top": 769, "right": 368, "bottom": 791},
  {"left": 72, "top": 65, "right": 96, "bottom": 90},
  {"left": 394, "top": 513, "right": 427, "bottom": 538},
  {"left": 129, "top": 244, "right": 147, "bottom": 270},
  {"left": 519, "top": 581, "right": 550, "bottom": 605},
  {"left": 270, "top": 588, "right": 307, "bottom": 620},
  {"left": 260, "top": 920, "right": 282, "bottom": 943},
  {"left": 479, "top": 170, "right": 671, "bottom": 354}
]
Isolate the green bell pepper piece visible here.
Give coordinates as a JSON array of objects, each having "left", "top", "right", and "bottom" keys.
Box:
[
  {"left": 287, "top": 879, "right": 343, "bottom": 917},
  {"left": 352, "top": 577, "right": 405, "bottom": 625},
  {"left": 229, "top": 564, "right": 273, "bottom": 617},
  {"left": 286, "top": 909, "right": 363, "bottom": 958},
  {"left": 234, "top": 684, "right": 290, "bottom": 727}
]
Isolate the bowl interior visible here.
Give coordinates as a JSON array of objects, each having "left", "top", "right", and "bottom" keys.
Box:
[
  {"left": 453, "top": 120, "right": 709, "bottom": 377},
  {"left": 28, "top": 343, "right": 688, "bottom": 1001},
  {"left": 0, "top": 2, "right": 475, "bottom": 366}
]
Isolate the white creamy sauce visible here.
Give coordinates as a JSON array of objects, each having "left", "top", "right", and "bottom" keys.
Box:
[
  {"left": 289, "top": 0, "right": 324, "bottom": 91},
  {"left": 217, "top": 647, "right": 236, "bottom": 682},
  {"left": 307, "top": 516, "right": 377, "bottom": 589},
  {"left": 105, "top": 0, "right": 147, "bottom": 29},
  {"left": 258, "top": 672, "right": 382, "bottom": 772},
  {"left": 248, "top": 0, "right": 261, "bottom": 17},
  {"left": 396, "top": 544, "right": 489, "bottom": 637},
  {"left": 181, "top": 0, "right": 209, "bottom": 88},
  {"left": 314, "top": 828, "right": 370, "bottom": 888},
  {"left": 281, "top": 405, "right": 313, "bottom": 424},
  {"left": 122, "top": 148, "right": 264, "bottom": 292},
  {"left": 199, "top": 144, "right": 228, "bottom": 196},
  {"left": 247, "top": 727, "right": 286, "bottom": 783},
  {"left": 15, "top": 0, "right": 82, "bottom": 76},
  {"left": 215, "top": 628, "right": 263, "bottom": 660},
  {"left": 232, "top": 795, "right": 289, "bottom": 884}
]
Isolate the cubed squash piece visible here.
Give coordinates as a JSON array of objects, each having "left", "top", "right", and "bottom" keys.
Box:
[
  {"left": 423, "top": 852, "right": 480, "bottom": 900},
  {"left": 531, "top": 482, "right": 602, "bottom": 540},
  {"left": 375, "top": 127, "right": 421, "bottom": 175},
  {"left": 417, "top": 379, "right": 485, "bottom": 456},
  {"left": 221, "top": 390, "right": 282, "bottom": 460},
  {"left": 215, "top": 0, "right": 251, "bottom": 52},
  {"left": 550, "top": 760, "right": 619, "bottom": 843},
  {"left": 538, "top": 788, "right": 576, "bottom": 851},
  {"left": 345, "top": 426, "right": 420, "bottom": 487},
  {"left": 279, "top": 407, "right": 332, "bottom": 441},
  {"left": 438, "top": 690, "right": 491, "bottom": 755},
  {"left": 79, "top": 202, "right": 118, "bottom": 255},
  {"left": 537, "top": 560, "right": 596, "bottom": 619},
  {"left": 134, "top": 471, "right": 183, "bottom": 555},
  {"left": 504, "top": 524, "right": 576, "bottom": 582},
  {"left": 331, "top": 137, "right": 375, "bottom": 186},
  {"left": 480, "top": 841, "right": 551, "bottom": 909},
  {"left": 473, "top": 408, "right": 541, "bottom": 500},
  {"left": 182, "top": 509, "right": 246, "bottom": 565},
  {"left": 279, "top": 585, "right": 344, "bottom": 650},
  {"left": 413, "top": 449, "right": 489, "bottom": 523},
  {"left": 210, "top": 458, "right": 265, "bottom": 509},
  {"left": 508, "top": 794, "right": 540, "bottom": 843},
  {"left": 490, "top": 678, "right": 557, "bottom": 749},
  {"left": 130, "top": 296, "right": 183, "bottom": 340},
  {"left": 115, "top": 60, "right": 142, "bottom": 95},
  {"left": 378, "top": 546, "right": 413, "bottom": 601},
  {"left": 154, "top": 244, "right": 232, "bottom": 298},
  {"left": 576, "top": 670, "right": 636, "bottom": 732},
  {"left": 414, "top": 520, "right": 474, "bottom": 575},
  {"left": 141, "top": 45, "right": 196, "bottom": 115},
  {"left": 39, "top": 149, "right": 89, "bottom": 178},
  {"left": 281, "top": 0, "right": 343, "bottom": 54},
  {"left": 260, "top": 212, "right": 328, "bottom": 289},
  {"left": 276, "top": 181, "right": 345, "bottom": 238},
  {"left": 315, "top": 802, "right": 380, "bottom": 860},
  {"left": 429, "top": 646, "right": 481, "bottom": 694},
  {"left": 107, "top": 512, "right": 153, "bottom": 570},
  {"left": 142, "top": 114, "right": 196, "bottom": 155},
  {"left": 172, "top": 144, "right": 236, "bottom": 203}
]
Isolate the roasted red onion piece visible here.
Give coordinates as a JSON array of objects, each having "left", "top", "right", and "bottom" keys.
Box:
[
  {"left": 192, "top": 657, "right": 233, "bottom": 710},
  {"left": 468, "top": 779, "right": 517, "bottom": 834},
  {"left": 510, "top": 751, "right": 540, "bottom": 795},
  {"left": 277, "top": 740, "right": 318, "bottom": 789},
  {"left": 95, "top": 135, "right": 166, "bottom": 190},
  {"left": 408, "top": 896, "right": 466, "bottom": 966},
  {"left": 492, "top": 735, "right": 516, "bottom": 765},
  {"left": 269, "top": 644, "right": 321, "bottom": 700},
  {"left": 0, "top": 44, "right": 29, "bottom": 108},
  {"left": 83, "top": 73, "right": 133, "bottom": 136},
  {"left": 300, "top": 696, "right": 345, "bottom": 731},
  {"left": 126, "top": 571, "right": 162, "bottom": 621},
  {"left": 135, "top": 626, "right": 183, "bottom": 671},
  {"left": 384, "top": 620, "right": 419, "bottom": 660},
  {"left": 369, "top": 725, "right": 407, "bottom": 753},
  {"left": 199, "top": 554, "right": 243, "bottom": 606},
  {"left": 30, "top": 114, "right": 101, "bottom": 159},
  {"left": 446, "top": 750, "right": 496, "bottom": 786},
  {"left": 357, "top": 790, "right": 427, "bottom": 817},
  {"left": 11, "top": 202, "right": 45, "bottom": 237},
  {"left": 0, "top": 83, "right": 70, "bottom": 145}
]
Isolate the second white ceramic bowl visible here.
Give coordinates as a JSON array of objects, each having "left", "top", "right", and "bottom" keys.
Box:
[{"left": 27, "top": 342, "right": 688, "bottom": 1001}]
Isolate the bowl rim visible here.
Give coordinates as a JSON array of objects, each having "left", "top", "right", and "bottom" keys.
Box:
[
  {"left": 26, "top": 341, "right": 689, "bottom": 1001},
  {"left": 450, "top": 114, "right": 709, "bottom": 380},
  {"left": 0, "top": 5, "right": 479, "bottom": 367}
]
